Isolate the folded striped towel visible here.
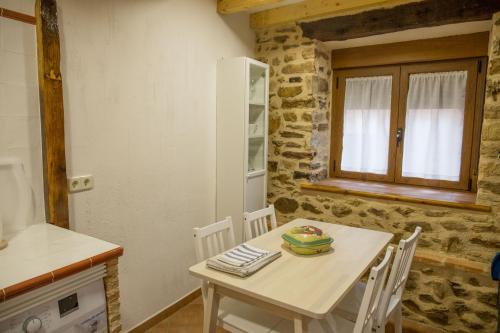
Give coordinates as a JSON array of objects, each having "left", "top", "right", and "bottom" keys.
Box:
[{"left": 207, "top": 243, "right": 281, "bottom": 277}]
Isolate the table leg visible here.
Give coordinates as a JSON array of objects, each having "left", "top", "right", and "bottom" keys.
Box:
[
  {"left": 319, "top": 318, "right": 335, "bottom": 333},
  {"left": 203, "top": 283, "right": 220, "bottom": 333},
  {"left": 294, "top": 315, "right": 308, "bottom": 333}
]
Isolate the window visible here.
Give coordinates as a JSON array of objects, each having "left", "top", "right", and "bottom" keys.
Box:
[{"left": 331, "top": 59, "right": 485, "bottom": 191}]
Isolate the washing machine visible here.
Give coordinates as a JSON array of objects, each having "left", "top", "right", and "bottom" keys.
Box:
[{"left": 0, "top": 266, "right": 108, "bottom": 333}]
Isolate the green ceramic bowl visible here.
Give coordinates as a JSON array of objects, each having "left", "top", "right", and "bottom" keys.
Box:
[{"left": 282, "top": 225, "right": 333, "bottom": 255}]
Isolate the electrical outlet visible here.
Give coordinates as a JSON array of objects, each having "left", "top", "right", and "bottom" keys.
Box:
[
  {"left": 68, "top": 175, "right": 94, "bottom": 193},
  {"left": 81, "top": 175, "right": 94, "bottom": 190},
  {"left": 68, "top": 178, "right": 81, "bottom": 193}
]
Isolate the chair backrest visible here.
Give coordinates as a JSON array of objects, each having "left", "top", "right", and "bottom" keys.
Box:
[
  {"left": 193, "top": 217, "right": 237, "bottom": 303},
  {"left": 193, "top": 216, "right": 236, "bottom": 262},
  {"left": 376, "top": 227, "right": 421, "bottom": 325},
  {"left": 243, "top": 204, "right": 277, "bottom": 240},
  {"left": 354, "top": 246, "right": 394, "bottom": 333}
]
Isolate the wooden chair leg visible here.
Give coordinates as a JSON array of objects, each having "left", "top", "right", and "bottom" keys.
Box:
[
  {"left": 393, "top": 304, "right": 402, "bottom": 333},
  {"left": 203, "top": 284, "right": 220, "bottom": 333},
  {"left": 294, "top": 316, "right": 308, "bottom": 333}
]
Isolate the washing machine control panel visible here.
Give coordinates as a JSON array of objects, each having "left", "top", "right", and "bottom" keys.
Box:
[{"left": 0, "top": 279, "right": 108, "bottom": 333}]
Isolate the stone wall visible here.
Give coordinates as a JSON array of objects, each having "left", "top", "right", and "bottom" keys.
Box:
[
  {"left": 257, "top": 24, "right": 331, "bottom": 184},
  {"left": 256, "top": 15, "right": 500, "bottom": 333},
  {"left": 105, "top": 259, "right": 122, "bottom": 333}
]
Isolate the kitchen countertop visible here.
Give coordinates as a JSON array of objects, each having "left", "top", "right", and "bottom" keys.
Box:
[{"left": 0, "top": 223, "right": 123, "bottom": 302}]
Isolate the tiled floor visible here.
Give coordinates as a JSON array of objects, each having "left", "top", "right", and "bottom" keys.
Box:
[
  {"left": 144, "top": 296, "right": 399, "bottom": 333},
  {"left": 145, "top": 296, "right": 230, "bottom": 333}
]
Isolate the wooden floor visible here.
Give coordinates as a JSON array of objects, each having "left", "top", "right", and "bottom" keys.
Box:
[{"left": 145, "top": 296, "right": 230, "bottom": 333}]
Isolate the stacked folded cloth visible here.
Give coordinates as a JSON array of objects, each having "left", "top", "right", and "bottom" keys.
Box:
[{"left": 207, "top": 243, "right": 281, "bottom": 277}]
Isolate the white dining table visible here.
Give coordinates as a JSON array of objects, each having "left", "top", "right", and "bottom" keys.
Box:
[{"left": 189, "top": 218, "right": 393, "bottom": 333}]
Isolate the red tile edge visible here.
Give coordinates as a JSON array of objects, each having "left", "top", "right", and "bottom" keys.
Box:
[
  {"left": 91, "top": 247, "right": 124, "bottom": 267},
  {"left": 1, "top": 246, "right": 123, "bottom": 303},
  {"left": 52, "top": 259, "right": 92, "bottom": 282},
  {"left": 3, "top": 273, "right": 53, "bottom": 301}
]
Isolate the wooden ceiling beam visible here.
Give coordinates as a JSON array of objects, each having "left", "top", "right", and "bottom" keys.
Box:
[
  {"left": 217, "top": 0, "right": 289, "bottom": 14},
  {"left": 250, "top": 0, "right": 421, "bottom": 29},
  {"left": 300, "top": 0, "right": 500, "bottom": 41}
]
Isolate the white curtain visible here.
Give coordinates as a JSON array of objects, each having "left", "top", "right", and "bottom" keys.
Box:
[
  {"left": 402, "top": 71, "right": 467, "bottom": 181},
  {"left": 341, "top": 76, "right": 392, "bottom": 175}
]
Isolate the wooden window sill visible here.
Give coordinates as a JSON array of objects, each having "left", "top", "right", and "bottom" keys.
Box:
[{"left": 301, "top": 178, "right": 491, "bottom": 212}]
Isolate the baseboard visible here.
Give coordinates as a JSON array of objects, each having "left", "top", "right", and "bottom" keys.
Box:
[
  {"left": 127, "top": 288, "right": 202, "bottom": 333},
  {"left": 386, "top": 318, "right": 447, "bottom": 333}
]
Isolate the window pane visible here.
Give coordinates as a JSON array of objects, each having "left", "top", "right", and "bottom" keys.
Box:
[
  {"left": 341, "top": 76, "right": 392, "bottom": 174},
  {"left": 402, "top": 71, "right": 467, "bottom": 181}
]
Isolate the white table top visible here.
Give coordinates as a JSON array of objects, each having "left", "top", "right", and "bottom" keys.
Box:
[
  {"left": 189, "top": 219, "right": 393, "bottom": 319},
  {"left": 0, "top": 223, "right": 121, "bottom": 291}
]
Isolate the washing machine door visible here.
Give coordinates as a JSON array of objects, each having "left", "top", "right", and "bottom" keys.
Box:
[{"left": 0, "top": 158, "right": 33, "bottom": 237}]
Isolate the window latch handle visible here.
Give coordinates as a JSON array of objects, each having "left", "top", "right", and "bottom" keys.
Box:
[{"left": 396, "top": 128, "right": 403, "bottom": 146}]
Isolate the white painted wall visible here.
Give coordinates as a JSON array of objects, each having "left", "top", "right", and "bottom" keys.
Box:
[
  {"left": 0, "top": 0, "right": 45, "bottom": 228},
  {"left": 57, "top": 0, "right": 254, "bottom": 330}
]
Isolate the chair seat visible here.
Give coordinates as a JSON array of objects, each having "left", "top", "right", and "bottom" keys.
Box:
[
  {"left": 269, "top": 314, "right": 355, "bottom": 333},
  {"left": 218, "top": 297, "right": 282, "bottom": 333},
  {"left": 335, "top": 281, "right": 399, "bottom": 322}
]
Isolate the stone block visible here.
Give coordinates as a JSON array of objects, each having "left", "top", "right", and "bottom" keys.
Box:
[
  {"left": 486, "top": 78, "right": 500, "bottom": 101},
  {"left": 280, "top": 131, "right": 304, "bottom": 138},
  {"left": 268, "top": 161, "right": 278, "bottom": 172},
  {"left": 331, "top": 203, "right": 352, "bottom": 217},
  {"left": 483, "top": 104, "right": 500, "bottom": 119},
  {"left": 312, "top": 76, "right": 329, "bottom": 94},
  {"left": 367, "top": 207, "right": 389, "bottom": 219},
  {"left": 269, "top": 115, "right": 281, "bottom": 134},
  {"left": 282, "top": 151, "right": 314, "bottom": 160},
  {"left": 281, "top": 61, "right": 315, "bottom": 74},
  {"left": 274, "top": 197, "right": 299, "bottom": 213},
  {"left": 281, "top": 98, "right": 316, "bottom": 109},
  {"left": 302, "top": 47, "right": 315, "bottom": 59},
  {"left": 394, "top": 206, "right": 415, "bottom": 217},
  {"left": 278, "top": 86, "right": 303, "bottom": 98},
  {"left": 441, "top": 221, "right": 468, "bottom": 232},
  {"left": 293, "top": 170, "right": 311, "bottom": 180},
  {"left": 489, "top": 58, "right": 500, "bottom": 75},
  {"left": 301, "top": 202, "right": 322, "bottom": 214},
  {"left": 273, "top": 35, "right": 289, "bottom": 43},
  {"left": 482, "top": 119, "right": 500, "bottom": 140},
  {"left": 404, "top": 221, "right": 432, "bottom": 232}
]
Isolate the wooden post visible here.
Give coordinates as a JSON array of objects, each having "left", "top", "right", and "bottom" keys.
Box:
[{"left": 35, "top": 0, "right": 69, "bottom": 229}]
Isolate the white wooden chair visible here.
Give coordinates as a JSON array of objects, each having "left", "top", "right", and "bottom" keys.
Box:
[
  {"left": 193, "top": 216, "right": 282, "bottom": 333},
  {"left": 243, "top": 204, "right": 277, "bottom": 241},
  {"left": 270, "top": 246, "right": 395, "bottom": 333},
  {"left": 335, "top": 227, "right": 422, "bottom": 333}
]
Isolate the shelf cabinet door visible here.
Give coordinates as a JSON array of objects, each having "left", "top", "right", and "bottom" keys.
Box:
[
  {"left": 246, "top": 174, "right": 266, "bottom": 213},
  {"left": 247, "top": 63, "right": 268, "bottom": 175}
]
